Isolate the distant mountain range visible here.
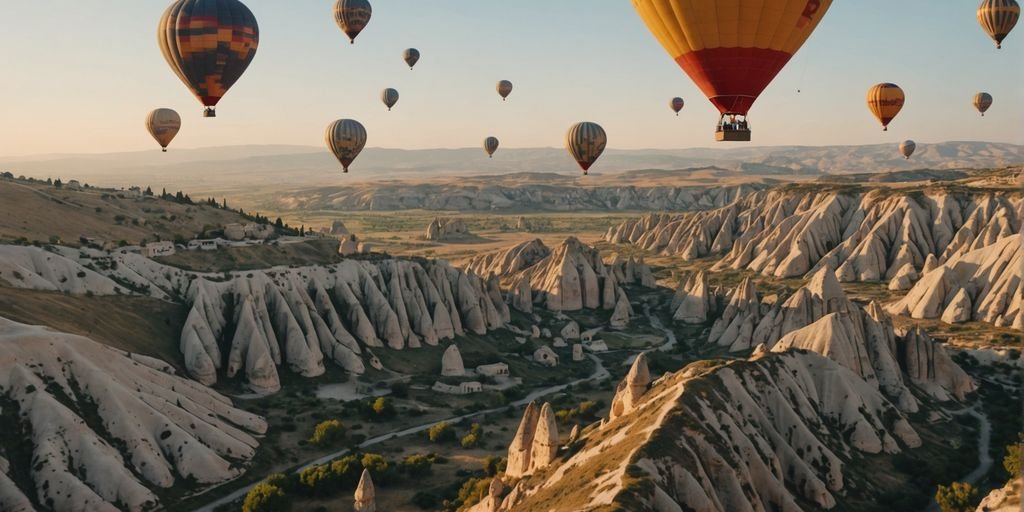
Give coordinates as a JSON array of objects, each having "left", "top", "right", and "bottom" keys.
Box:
[{"left": 1, "top": 141, "right": 1020, "bottom": 196}]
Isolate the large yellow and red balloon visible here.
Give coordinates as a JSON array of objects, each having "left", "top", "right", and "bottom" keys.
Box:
[
  {"left": 631, "top": 0, "right": 833, "bottom": 120},
  {"left": 977, "top": 0, "right": 1020, "bottom": 49}
]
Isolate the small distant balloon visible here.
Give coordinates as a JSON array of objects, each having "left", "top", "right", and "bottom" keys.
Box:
[
  {"left": 146, "top": 108, "right": 182, "bottom": 152},
  {"left": 325, "top": 119, "right": 367, "bottom": 173},
  {"left": 670, "top": 97, "right": 685, "bottom": 116},
  {"left": 382, "top": 88, "right": 400, "bottom": 111},
  {"left": 866, "top": 83, "right": 905, "bottom": 131},
  {"left": 158, "top": 0, "right": 259, "bottom": 118},
  {"left": 565, "top": 122, "right": 607, "bottom": 176},
  {"left": 977, "top": 0, "right": 1020, "bottom": 49},
  {"left": 899, "top": 140, "right": 916, "bottom": 160},
  {"left": 974, "top": 92, "right": 993, "bottom": 116},
  {"left": 404, "top": 48, "right": 420, "bottom": 70},
  {"left": 334, "top": 0, "right": 372, "bottom": 44},
  {"left": 497, "top": 80, "right": 513, "bottom": 101},
  {"left": 483, "top": 137, "right": 500, "bottom": 158}
]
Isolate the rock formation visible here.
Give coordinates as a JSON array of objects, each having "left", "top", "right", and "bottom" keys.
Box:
[
  {"left": 890, "top": 234, "right": 1022, "bottom": 328},
  {"left": 609, "top": 352, "right": 651, "bottom": 421},
  {"left": 330, "top": 220, "right": 350, "bottom": 235},
  {"left": 670, "top": 271, "right": 713, "bottom": 323},
  {"left": 708, "top": 277, "right": 761, "bottom": 351},
  {"left": 463, "top": 239, "right": 551, "bottom": 276},
  {"left": 0, "top": 318, "right": 266, "bottom": 512},
  {"left": 610, "top": 291, "right": 632, "bottom": 328},
  {"left": 425, "top": 217, "right": 471, "bottom": 241},
  {"left": 506, "top": 401, "right": 559, "bottom": 479},
  {"left": 899, "top": 327, "right": 978, "bottom": 401},
  {"left": 605, "top": 189, "right": 1021, "bottom": 296},
  {"left": 572, "top": 344, "right": 584, "bottom": 362},
  {"left": 441, "top": 344, "right": 466, "bottom": 377},
  {"left": 492, "top": 351, "right": 925, "bottom": 511},
  {"left": 560, "top": 321, "right": 580, "bottom": 340},
  {"left": 888, "top": 262, "right": 919, "bottom": 291},
  {"left": 354, "top": 468, "right": 376, "bottom": 512},
  {"left": 0, "top": 246, "right": 510, "bottom": 394}
]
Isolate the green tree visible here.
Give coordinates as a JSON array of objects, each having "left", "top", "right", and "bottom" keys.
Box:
[
  {"left": 455, "top": 477, "right": 490, "bottom": 510},
  {"left": 361, "top": 453, "right": 396, "bottom": 484},
  {"left": 1003, "top": 433, "right": 1023, "bottom": 480},
  {"left": 399, "top": 453, "right": 433, "bottom": 477},
  {"left": 482, "top": 455, "right": 506, "bottom": 477},
  {"left": 309, "top": 419, "right": 345, "bottom": 446},
  {"left": 242, "top": 482, "right": 288, "bottom": 512},
  {"left": 298, "top": 464, "right": 337, "bottom": 496},
  {"left": 329, "top": 454, "right": 362, "bottom": 486},
  {"left": 372, "top": 397, "right": 396, "bottom": 418},
  {"left": 461, "top": 423, "right": 483, "bottom": 448},
  {"left": 427, "top": 421, "right": 456, "bottom": 443},
  {"left": 935, "top": 482, "right": 980, "bottom": 512}
]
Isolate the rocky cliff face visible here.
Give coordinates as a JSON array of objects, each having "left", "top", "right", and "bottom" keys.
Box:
[
  {"left": 463, "top": 239, "right": 551, "bottom": 277},
  {"left": 606, "top": 188, "right": 1021, "bottom": 286},
  {"left": 493, "top": 351, "right": 923, "bottom": 512},
  {"left": 0, "top": 245, "right": 510, "bottom": 394},
  {"left": 0, "top": 318, "right": 266, "bottom": 512}
]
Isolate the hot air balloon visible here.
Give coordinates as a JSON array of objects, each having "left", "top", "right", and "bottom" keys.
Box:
[
  {"left": 631, "top": 0, "right": 833, "bottom": 141},
  {"left": 670, "top": 97, "right": 685, "bottom": 116},
  {"left": 978, "top": 0, "right": 1020, "bottom": 49},
  {"left": 334, "top": 0, "right": 372, "bottom": 44},
  {"left": 158, "top": 0, "right": 259, "bottom": 118},
  {"left": 866, "top": 83, "right": 905, "bottom": 131},
  {"left": 404, "top": 48, "right": 420, "bottom": 70},
  {"left": 483, "top": 137, "right": 500, "bottom": 158},
  {"left": 899, "top": 140, "right": 916, "bottom": 160},
  {"left": 497, "top": 80, "right": 513, "bottom": 101},
  {"left": 382, "top": 88, "right": 400, "bottom": 111},
  {"left": 565, "top": 122, "right": 607, "bottom": 176},
  {"left": 146, "top": 109, "right": 182, "bottom": 152},
  {"left": 974, "top": 92, "right": 993, "bottom": 116},
  {"left": 325, "top": 119, "right": 367, "bottom": 173}
]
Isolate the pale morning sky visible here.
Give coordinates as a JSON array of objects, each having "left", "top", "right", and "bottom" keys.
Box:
[{"left": 0, "top": 0, "right": 1021, "bottom": 156}]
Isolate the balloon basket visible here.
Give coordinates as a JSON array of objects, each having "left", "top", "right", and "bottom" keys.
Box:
[{"left": 715, "top": 130, "right": 751, "bottom": 142}]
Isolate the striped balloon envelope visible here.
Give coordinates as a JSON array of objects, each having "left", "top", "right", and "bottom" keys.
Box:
[
  {"left": 334, "top": 0, "right": 372, "bottom": 44},
  {"left": 146, "top": 109, "right": 182, "bottom": 152},
  {"left": 325, "top": 119, "right": 368, "bottom": 173},
  {"left": 631, "top": 0, "right": 833, "bottom": 117},
  {"left": 382, "top": 88, "right": 400, "bottom": 111},
  {"left": 899, "top": 140, "right": 916, "bottom": 160},
  {"left": 158, "top": 0, "right": 259, "bottom": 118},
  {"left": 404, "top": 48, "right": 421, "bottom": 70},
  {"left": 565, "top": 122, "right": 607, "bottom": 175},
  {"left": 866, "top": 83, "right": 905, "bottom": 131},
  {"left": 977, "top": 0, "right": 1020, "bottom": 49},
  {"left": 974, "top": 92, "right": 993, "bottom": 116},
  {"left": 483, "top": 137, "right": 500, "bottom": 158},
  {"left": 497, "top": 80, "right": 513, "bottom": 101},
  {"left": 670, "top": 97, "right": 685, "bottom": 116}
]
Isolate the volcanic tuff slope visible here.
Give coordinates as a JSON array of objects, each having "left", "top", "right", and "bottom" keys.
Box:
[
  {"left": 490, "top": 351, "right": 928, "bottom": 512},
  {"left": 606, "top": 188, "right": 1021, "bottom": 280},
  {"left": 0, "top": 318, "right": 266, "bottom": 512},
  {"left": 0, "top": 245, "right": 509, "bottom": 394}
]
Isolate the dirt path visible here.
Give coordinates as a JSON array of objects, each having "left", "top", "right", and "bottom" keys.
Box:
[{"left": 924, "top": 405, "right": 993, "bottom": 512}]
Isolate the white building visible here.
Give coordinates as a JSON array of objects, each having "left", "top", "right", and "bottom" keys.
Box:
[
  {"left": 187, "top": 239, "right": 218, "bottom": 251},
  {"left": 431, "top": 381, "right": 483, "bottom": 395},
  {"left": 144, "top": 241, "right": 175, "bottom": 257},
  {"left": 476, "top": 363, "right": 510, "bottom": 377}
]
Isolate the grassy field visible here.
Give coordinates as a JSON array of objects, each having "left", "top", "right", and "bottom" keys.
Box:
[{"left": 0, "top": 286, "right": 186, "bottom": 368}]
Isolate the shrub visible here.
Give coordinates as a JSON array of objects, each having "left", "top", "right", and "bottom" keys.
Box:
[
  {"left": 482, "top": 455, "right": 506, "bottom": 477},
  {"left": 411, "top": 491, "right": 440, "bottom": 509},
  {"left": 428, "top": 421, "right": 456, "bottom": 443},
  {"left": 242, "top": 482, "right": 288, "bottom": 512},
  {"left": 400, "top": 453, "right": 433, "bottom": 477},
  {"left": 935, "top": 482, "right": 979, "bottom": 512},
  {"left": 372, "top": 397, "right": 396, "bottom": 418},
  {"left": 309, "top": 419, "right": 345, "bottom": 446},
  {"left": 1003, "top": 433, "right": 1022, "bottom": 480},
  {"left": 455, "top": 478, "right": 490, "bottom": 510},
  {"left": 329, "top": 454, "right": 362, "bottom": 486},
  {"left": 461, "top": 423, "right": 483, "bottom": 448},
  {"left": 298, "top": 464, "right": 337, "bottom": 496},
  {"left": 361, "top": 453, "right": 396, "bottom": 484}
]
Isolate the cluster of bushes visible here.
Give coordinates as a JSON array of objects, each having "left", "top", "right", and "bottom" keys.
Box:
[
  {"left": 343, "top": 396, "right": 398, "bottom": 422},
  {"left": 411, "top": 456, "right": 507, "bottom": 511},
  {"left": 243, "top": 451, "right": 444, "bottom": 512},
  {"left": 554, "top": 400, "right": 601, "bottom": 424}
]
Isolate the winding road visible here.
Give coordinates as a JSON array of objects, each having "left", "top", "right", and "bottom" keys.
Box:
[{"left": 192, "top": 354, "right": 609, "bottom": 512}]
